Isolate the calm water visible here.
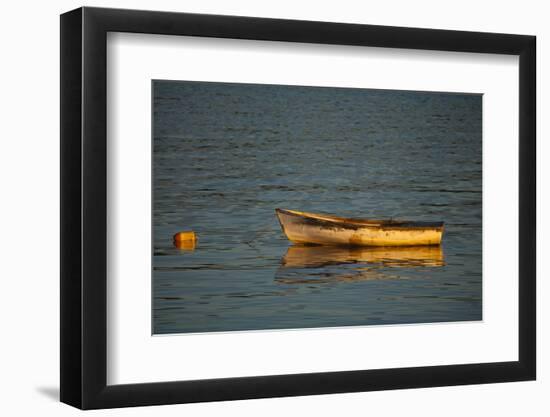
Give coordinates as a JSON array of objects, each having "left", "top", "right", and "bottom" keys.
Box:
[{"left": 153, "top": 81, "right": 482, "bottom": 334}]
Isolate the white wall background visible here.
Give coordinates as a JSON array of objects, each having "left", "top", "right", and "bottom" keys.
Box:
[{"left": 0, "top": 0, "right": 545, "bottom": 415}]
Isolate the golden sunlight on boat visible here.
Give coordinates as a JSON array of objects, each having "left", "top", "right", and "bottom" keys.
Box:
[{"left": 276, "top": 208, "right": 444, "bottom": 246}]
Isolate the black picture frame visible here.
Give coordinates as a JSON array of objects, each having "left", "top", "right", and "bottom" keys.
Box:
[{"left": 60, "top": 6, "right": 536, "bottom": 410}]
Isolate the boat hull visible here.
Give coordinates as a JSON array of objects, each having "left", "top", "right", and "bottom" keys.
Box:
[{"left": 276, "top": 209, "right": 444, "bottom": 247}]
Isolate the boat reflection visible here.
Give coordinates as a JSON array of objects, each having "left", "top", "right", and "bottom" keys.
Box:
[
  {"left": 275, "top": 245, "right": 445, "bottom": 284},
  {"left": 282, "top": 245, "right": 445, "bottom": 268}
]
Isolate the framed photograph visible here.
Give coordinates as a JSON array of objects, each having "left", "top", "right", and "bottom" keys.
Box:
[{"left": 60, "top": 7, "right": 536, "bottom": 409}]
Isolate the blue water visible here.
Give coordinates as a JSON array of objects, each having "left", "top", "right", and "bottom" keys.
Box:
[{"left": 153, "top": 80, "right": 482, "bottom": 334}]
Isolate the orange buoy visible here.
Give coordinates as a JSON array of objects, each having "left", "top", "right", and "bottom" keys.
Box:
[{"left": 173, "top": 231, "right": 196, "bottom": 250}]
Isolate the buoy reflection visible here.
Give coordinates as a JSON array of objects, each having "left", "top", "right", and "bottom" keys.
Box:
[{"left": 173, "top": 238, "right": 196, "bottom": 251}]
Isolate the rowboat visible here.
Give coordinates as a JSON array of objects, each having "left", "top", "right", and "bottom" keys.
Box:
[{"left": 275, "top": 208, "right": 444, "bottom": 247}]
